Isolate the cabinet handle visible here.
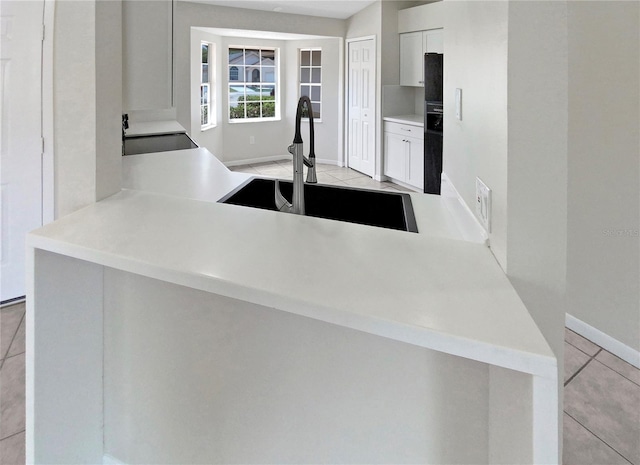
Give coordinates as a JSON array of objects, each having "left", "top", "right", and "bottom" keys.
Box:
[{"left": 401, "top": 128, "right": 412, "bottom": 132}]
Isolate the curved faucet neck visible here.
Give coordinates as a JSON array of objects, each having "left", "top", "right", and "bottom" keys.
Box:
[{"left": 294, "top": 96, "right": 315, "bottom": 159}]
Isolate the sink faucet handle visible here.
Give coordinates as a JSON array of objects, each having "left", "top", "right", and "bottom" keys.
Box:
[
  {"left": 288, "top": 144, "right": 295, "bottom": 156},
  {"left": 274, "top": 180, "right": 293, "bottom": 213}
]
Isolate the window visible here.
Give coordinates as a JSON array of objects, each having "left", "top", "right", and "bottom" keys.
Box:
[
  {"left": 200, "top": 42, "right": 214, "bottom": 128},
  {"left": 228, "top": 47, "right": 277, "bottom": 120},
  {"left": 299, "top": 49, "right": 321, "bottom": 119}
]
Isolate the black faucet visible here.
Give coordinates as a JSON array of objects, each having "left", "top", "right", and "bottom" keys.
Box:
[{"left": 275, "top": 96, "right": 317, "bottom": 214}]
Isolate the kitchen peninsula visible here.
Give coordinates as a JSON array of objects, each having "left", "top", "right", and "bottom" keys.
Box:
[{"left": 26, "top": 148, "right": 558, "bottom": 464}]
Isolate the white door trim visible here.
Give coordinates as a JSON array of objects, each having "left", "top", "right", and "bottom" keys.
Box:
[
  {"left": 42, "top": 0, "right": 55, "bottom": 223},
  {"left": 345, "top": 35, "right": 376, "bottom": 175}
]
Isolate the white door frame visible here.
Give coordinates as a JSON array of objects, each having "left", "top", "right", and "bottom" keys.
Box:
[{"left": 344, "top": 35, "right": 376, "bottom": 174}]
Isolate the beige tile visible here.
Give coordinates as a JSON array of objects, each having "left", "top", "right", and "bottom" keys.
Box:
[
  {"left": 7, "top": 318, "right": 24, "bottom": 358},
  {"left": 564, "top": 360, "right": 640, "bottom": 463},
  {"left": 596, "top": 350, "right": 640, "bottom": 386},
  {"left": 1, "top": 304, "right": 24, "bottom": 360},
  {"left": 249, "top": 161, "right": 280, "bottom": 169},
  {"left": 344, "top": 177, "right": 389, "bottom": 191},
  {"left": 315, "top": 172, "right": 343, "bottom": 185},
  {"left": 314, "top": 163, "right": 343, "bottom": 173},
  {"left": 324, "top": 168, "right": 366, "bottom": 182},
  {"left": 0, "top": 353, "right": 25, "bottom": 439},
  {"left": 565, "top": 342, "right": 591, "bottom": 383},
  {"left": 0, "top": 431, "right": 25, "bottom": 465},
  {"left": 229, "top": 165, "right": 260, "bottom": 175},
  {"left": 563, "top": 414, "right": 630, "bottom": 465},
  {"left": 565, "top": 328, "right": 600, "bottom": 356}
]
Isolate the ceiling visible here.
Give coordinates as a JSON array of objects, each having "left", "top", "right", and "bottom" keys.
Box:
[{"left": 184, "top": 0, "right": 378, "bottom": 20}]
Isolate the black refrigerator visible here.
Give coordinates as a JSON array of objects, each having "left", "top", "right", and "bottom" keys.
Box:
[{"left": 424, "top": 53, "right": 443, "bottom": 195}]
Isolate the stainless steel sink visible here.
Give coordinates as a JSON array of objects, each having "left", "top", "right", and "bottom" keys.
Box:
[{"left": 219, "top": 178, "right": 418, "bottom": 233}]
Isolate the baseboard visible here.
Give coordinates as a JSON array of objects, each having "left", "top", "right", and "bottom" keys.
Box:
[
  {"left": 224, "top": 156, "right": 341, "bottom": 168},
  {"left": 103, "top": 454, "right": 127, "bottom": 465},
  {"left": 440, "top": 173, "right": 488, "bottom": 245},
  {"left": 566, "top": 313, "right": 640, "bottom": 368}
]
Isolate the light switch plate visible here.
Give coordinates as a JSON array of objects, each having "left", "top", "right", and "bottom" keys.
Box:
[
  {"left": 455, "top": 88, "right": 462, "bottom": 120},
  {"left": 475, "top": 177, "right": 491, "bottom": 232}
]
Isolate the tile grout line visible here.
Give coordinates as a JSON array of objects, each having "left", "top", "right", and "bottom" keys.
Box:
[
  {"left": 565, "top": 348, "right": 602, "bottom": 387},
  {"left": 0, "top": 310, "right": 25, "bottom": 372},
  {"left": 592, "top": 358, "right": 640, "bottom": 390},
  {"left": 0, "top": 429, "right": 25, "bottom": 443},
  {"left": 564, "top": 411, "right": 634, "bottom": 465}
]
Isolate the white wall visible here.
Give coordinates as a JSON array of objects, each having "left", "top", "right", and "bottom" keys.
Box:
[
  {"left": 174, "top": 1, "right": 346, "bottom": 163},
  {"left": 189, "top": 28, "right": 223, "bottom": 156},
  {"left": 53, "top": 0, "right": 122, "bottom": 218},
  {"left": 95, "top": 0, "right": 123, "bottom": 202},
  {"left": 566, "top": 2, "right": 640, "bottom": 353},
  {"left": 284, "top": 38, "right": 343, "bottom": 165},
  {"left": 442, "top": 1, "right": 509, "bottom": 267}
]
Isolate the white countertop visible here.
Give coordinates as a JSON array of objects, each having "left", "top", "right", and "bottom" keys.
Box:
[
  {"left": 126, "top": 120, "right": 187, "bottom": 137},
  {"left": 29, "top": 150, "right": 555, "bottom": 378},
  {"left": 383, "top": 114, "right": 424, "bottom": 126}
]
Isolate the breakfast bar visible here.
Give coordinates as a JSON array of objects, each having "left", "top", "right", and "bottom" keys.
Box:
[{"left": 26, "top": 149, "right": 558, "bottom": 464}]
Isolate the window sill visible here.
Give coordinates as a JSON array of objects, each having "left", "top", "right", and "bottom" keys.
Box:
[
  {"left": 228, "top": 117, "right": 281, "bottom": 124},
  {"left": 200, "top": 124, "right": 217, "bottom": 132}
]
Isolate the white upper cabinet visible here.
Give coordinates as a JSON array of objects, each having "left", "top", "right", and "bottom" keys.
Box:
[
  {"left": 399, "top": 32, "right": 423, "bottom": 87},
  {"left": 122, "top": 0, "right": 173, "bottom": 111},
  {"left": 400, "top": 28, "right": 443, "bottom": 88},
  {"left": 423, "top": 29, "right": 444, "bottom": 54}
]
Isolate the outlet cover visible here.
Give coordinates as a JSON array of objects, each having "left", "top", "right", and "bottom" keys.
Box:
[{"left": 475, "top": 177, "right": 491, "bottom": 232}]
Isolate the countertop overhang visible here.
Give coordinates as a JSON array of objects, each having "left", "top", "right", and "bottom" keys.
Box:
[{"left": 29, "top": 148, "right": 556, "bottom": 378}]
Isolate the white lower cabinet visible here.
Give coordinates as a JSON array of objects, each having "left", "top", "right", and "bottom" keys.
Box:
[{"left": 383, "top": 122, "right": 424, "bottom": 191}]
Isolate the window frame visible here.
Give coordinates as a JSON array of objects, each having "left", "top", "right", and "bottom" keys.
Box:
[
  {"left": 227, "top": 46, "right": 280, "bottom": 123},
  {"left": 299, "top": 48, "right": 322, "bottom": 122},
  {"left": 200, "top": 41, "right": 215, "bottom": 130}
]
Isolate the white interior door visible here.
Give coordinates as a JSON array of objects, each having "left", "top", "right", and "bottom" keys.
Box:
[
  {"left": 1, "top": 0, "right": 44, "bottom": 303},
  {"left": 347, "top": 38, "right": 375, "bottom": 177}
]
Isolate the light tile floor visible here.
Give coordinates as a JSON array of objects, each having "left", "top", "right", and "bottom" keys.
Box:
[
  {"left": 1, "top": 176, "right": 638, "bottom": 464},
  {"left": 228, "top": 159, "right": 417, "bottom": 193}
]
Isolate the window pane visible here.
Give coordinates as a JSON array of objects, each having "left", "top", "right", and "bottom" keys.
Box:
[
  {"left": 201, "top": 85, "right": 208, "bottom": 105},
  {"left": 201, "top": 105, "right": 208, "bottom": 125},
  {"left": 312, "top": 102, "right": 320, "bottom": 119},
  {"left": 249, "top": 67, "right": 260, "bottom": 83},
  {"left": 261, "top": 85, "right": 275, "bottom": 101},
  {"left": 229, "top": 48, "right": 243, "bottom": 64},
  {"left": 202, "top": 64, "right": 209, "bottom": 83},
  {"left": 311, "top": 86, "right": 320, "bottom": 102},
  {"left": 229, "top": 85, "right": 244, "bottom": 107},
  {"left": 261, "top": 49, "right": 275, "bottom": 65},
  {"left": 300, "top": 68, "right": 310, "bottom": 83},
  {"left": 202, "top": 44, "right": 209, "bottom": 64},
  {"left": 311, "top": 50, "right": 321, "bottom": 66},
  {"left": 246, "top": 101, "right": 260, "bottom": 118},
  {"left": 262, "top": 67, "right": 275, "bottom": 83},
  {"left": 229, "top": 66, "right": 242, "bottom": 82},
  {"left": 311, "top": 68, "right": 321, "bottom": 83},
  {"left": 230, "top": 103, "right": 245, "bottom": 119},
  {"left": 262, "top": 102, "right": 275, "bottom": 118},
  {"left": 301, "top": 50, "right": 310, "bottom": 66},
  {"left": 245, "top": 49, "right": 260, "bottom": 65},
  {"left": 300, "top": 85, "right": 310, "bottom": 98}
]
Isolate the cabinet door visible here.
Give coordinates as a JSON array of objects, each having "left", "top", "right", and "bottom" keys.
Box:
[
  {"left": 384, "top": 132, "right": 407, "bottom": 181},
  {"left": 423, "top": 29, "right": 444, "bottom": 54},
  {"left": 123, "top": 0, "right": 173, "bottom": 111},
  {"left": 399, "top": 32, "right": 423, "bottom": 87},
  {"left": 406, "top": 136, "right": 424, "bottom": 190}
]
